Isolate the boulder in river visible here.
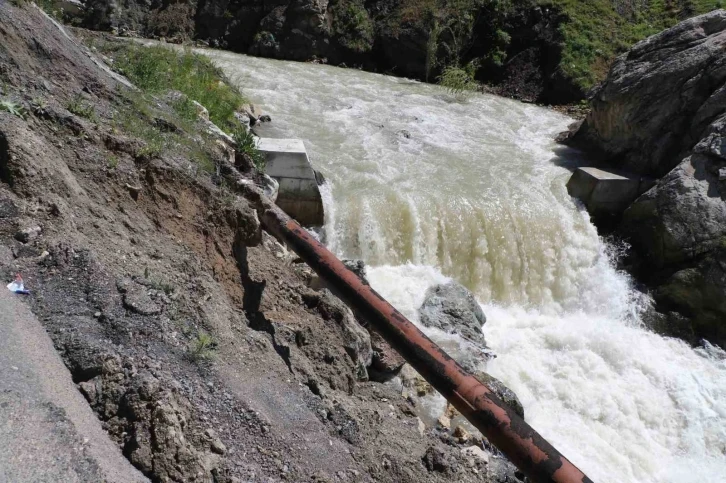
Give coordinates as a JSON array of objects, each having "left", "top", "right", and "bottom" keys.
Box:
[
  {"left": 418, "top": 281, "right": 487, "bottom": 347},
  {"left": 473, "top": 371, "right": 524, "bottom": 419}
]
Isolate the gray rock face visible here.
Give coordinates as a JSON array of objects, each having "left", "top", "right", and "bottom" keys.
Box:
[
  {"left": 559, "top": 11, "right": 726, "bottom": 347},
  {"left": 621, "top": 149, "right": 726, "bottom": 268},
  {"left": 303, "top": 289, "right": 373, "bottom": 381},
  {"left": 653, "top": 249, "right": 726, "bottom": 345},
  {"left": 566, "top": 10, "right": 726, "bottom": 178},
  {"left": 74, "top": 1, "right": 582, "bottom": 103},
  {"left": 418, "top": 282, "right": 486, "bottom": 346},
  {"left": 620, "top": 113, "right": 726, "bottom": 347}
]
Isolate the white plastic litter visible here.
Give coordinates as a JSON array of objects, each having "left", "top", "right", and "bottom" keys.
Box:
[{"left": 7, "top": 274, "right": 30, "bottom": 294}]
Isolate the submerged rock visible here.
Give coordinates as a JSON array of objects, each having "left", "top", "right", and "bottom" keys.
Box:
[
  {"left": 414, "top": 283, "right": 524, "bottom": 418},
  {"left": 342, "top": 259, "right": 366, "bottom": 281},
  {"left": 418, "top": 282, "right": 487, "bottom": 347}
]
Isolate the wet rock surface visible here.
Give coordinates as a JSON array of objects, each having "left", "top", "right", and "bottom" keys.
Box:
[
  {"left": 472, "top": 371, "right": 524, "bottom": 420},
  {"left": 419, "top": 282, "right": 487, "bottom": 347}
]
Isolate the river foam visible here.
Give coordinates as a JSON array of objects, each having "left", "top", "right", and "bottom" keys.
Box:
[
  {"left": 367, "top": 263, "right": 726, "bottom": 483},
  {"left": 203, "top": 48, "right": 726, "bottom": 482}
]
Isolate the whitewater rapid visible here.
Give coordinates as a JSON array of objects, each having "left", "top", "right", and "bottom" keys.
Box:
[{"left": 203, "top": 49, "right": 726, "bottom": 482}]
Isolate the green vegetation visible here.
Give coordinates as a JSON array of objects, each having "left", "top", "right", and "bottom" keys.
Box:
[
  {"left": 170, "top": 95, "right": 202, "bottom": 123},
  {"left": 438, "top": 65, "right": 479, "bottom": 99},
  {"left": 333, "top": 0, "right": 375, "bottom": 53},
  {"left": 397, "top": 0, "right": 505, "bottom": 85},
  {"left": 399, "top": 0, "right": 487, "bottom": 76},
  {"left": 105, "top": 43, "right": 246, "bottom": 132},
  {"left": 232, "top": 127, "right": 266, "bottom": 172},
  {"left": 112, "top": 88, "right": 215, "bottom": 172},
  {"left": 30, "top": 97, "right": 49, "bottom": 117},
  {"left": 114, "top": 92, "right": 166, "bottom": 159},
  {"left": 543, "top": 0, "right": 724, "bottom": 90},
  {"left": 0, "top": 99, "right": 26, "bottom": 119},
  {"left": 147, "top": 3, "right": 195, "bottom": 41},
  {"left": 88, "top": 39, "right": 269, "bottom": 174},
  {"left": 67, "top": 93, "right": 97, "bottom": 120},
  {"left": 188, "top": 332, "right": 216, "bottom": 362},
  {"left": 392, "top": 0, "right": 722, "bottom": 95},
  {"left": 10, "top": 0, "right": 67, "bottom": 20}
]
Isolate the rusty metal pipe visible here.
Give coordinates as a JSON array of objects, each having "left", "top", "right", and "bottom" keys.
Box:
[{"left": 260, "top": 206, "right": 593, "bottom": 483}]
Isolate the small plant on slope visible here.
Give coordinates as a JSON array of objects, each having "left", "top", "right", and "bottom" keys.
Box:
[
  {"left": 232, "top": 128, "right": 266, "bottom": 172},
  {"left": 189, "top": 332, "right": 217, "bottom": 362},
  {"left": 67, "top": 93, "right": 96, "bottom": 120},
  {"left": 0, "top": 99, "right": 26, "bottom": 119}
]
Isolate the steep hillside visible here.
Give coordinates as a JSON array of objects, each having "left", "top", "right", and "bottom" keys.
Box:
[{"left": 545, "top": 0, "right": 724, "bottom": 96}]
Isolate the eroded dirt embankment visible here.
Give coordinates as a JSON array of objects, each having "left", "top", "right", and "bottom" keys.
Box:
[{"left": 0, "top": 3, "right": 522, "bottom": 482}]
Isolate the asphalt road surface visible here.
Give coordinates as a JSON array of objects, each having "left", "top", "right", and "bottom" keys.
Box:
[{"left": 0, "top": 287, "right": 147, "bottom": 483}]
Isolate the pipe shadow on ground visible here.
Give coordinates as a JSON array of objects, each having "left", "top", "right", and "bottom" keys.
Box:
[{"left": 233, "top": 240, "right": 293, "bottom": 372}]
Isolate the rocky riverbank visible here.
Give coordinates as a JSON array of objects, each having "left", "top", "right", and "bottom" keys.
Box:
[
  {"left": 561, "top": 10, "right": 726, "bottom": 348},
  {"left": 0, "top": 2, "right": 525, "bottom": 481}
]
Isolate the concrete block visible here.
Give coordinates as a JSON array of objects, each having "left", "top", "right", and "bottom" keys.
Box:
[
  {"left": 257, "top": 138, "right": 324, "bottom": 226},
  {"left": 566, "top": 167, "right": 654, "bottom": 215}
]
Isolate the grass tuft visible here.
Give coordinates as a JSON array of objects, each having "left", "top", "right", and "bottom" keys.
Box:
[
  {"left": 189, "top": 332, "right": 217, "bottom": 362},
  {"left": 85, "top": 37, "right": 276, "bottom": 175},
  {"left": 232, "top": 128, "right": 266, "bottom": 172},
  {"left": 67, "top": 93, "right": 97, "bottom": 120},
  {"left": 438, "top": 66, "right": 478, "bottom": 100},
  {"left": 0, "top": 99, "right": 26, "bottom": 119}
]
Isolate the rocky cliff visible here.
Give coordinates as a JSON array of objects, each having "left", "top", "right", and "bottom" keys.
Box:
[
  {"left": 563, "top": 10, "right": 726, "bottom": 347},
  {"left": 72, "top": 1, "right": 725, "bottom": 104},
  {"left": 73, "top": 0, "right": 580, "bottom": 103}
]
